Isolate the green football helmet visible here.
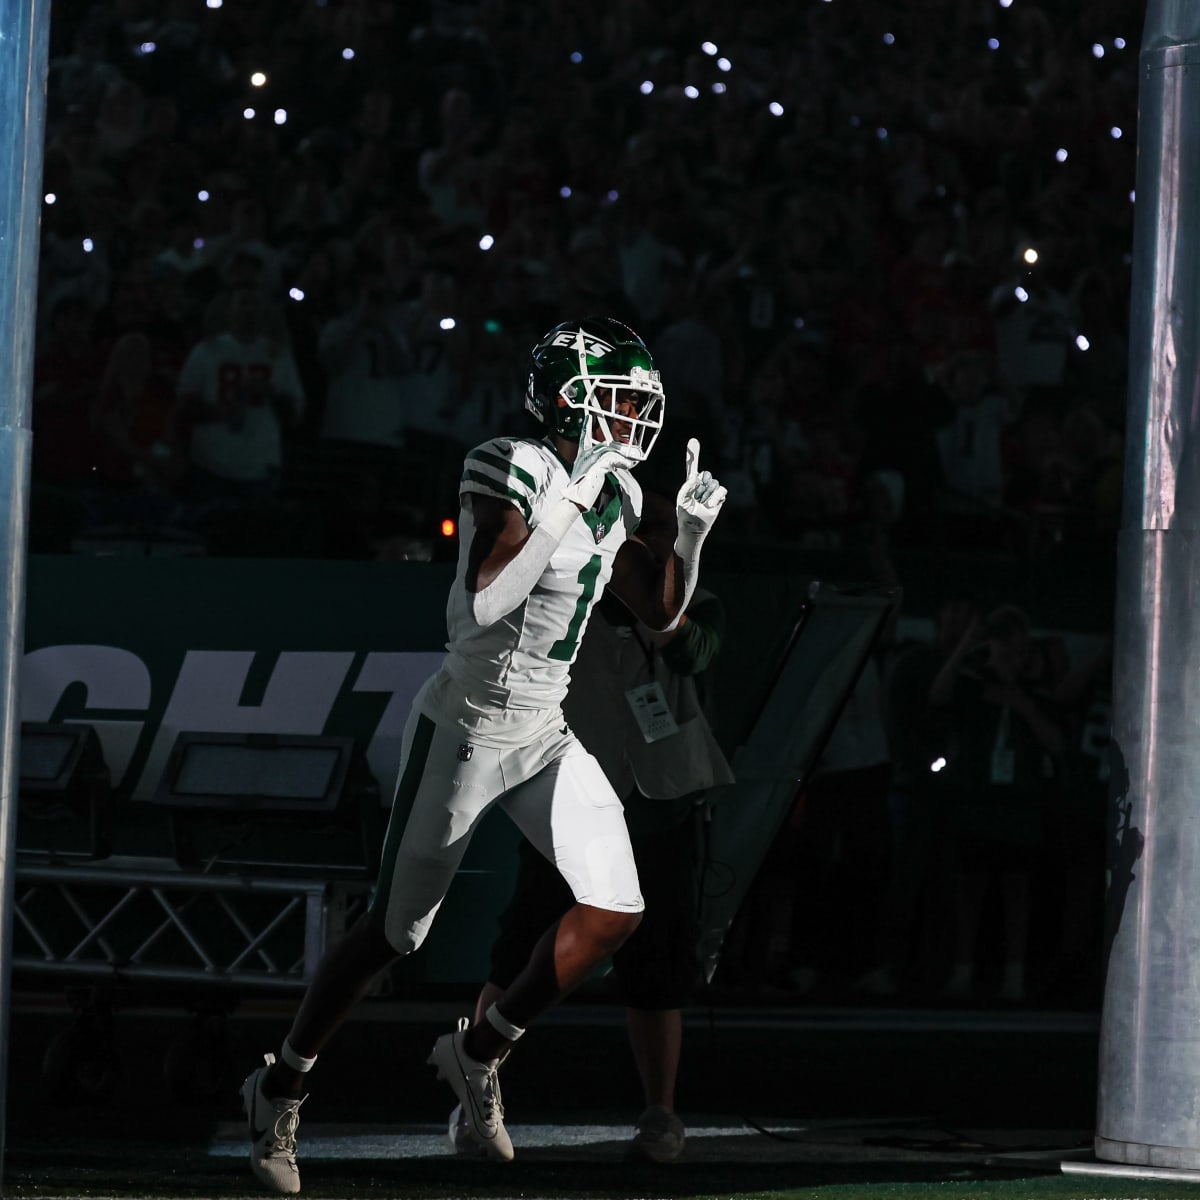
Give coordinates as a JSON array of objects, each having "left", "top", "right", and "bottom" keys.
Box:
[{"left": 525, "top": 317, "right": 666, "bottom": 461}]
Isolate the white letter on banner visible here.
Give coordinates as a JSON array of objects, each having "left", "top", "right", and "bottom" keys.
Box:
[
  {"left": 352, "top": 651, "right": 444, "bottom": 803},
  {"left": 21, "top": 645, "right": 152, "bottom": 786},
  {"left": 137, "top": 650, "right": 355, "bottom": 801}
]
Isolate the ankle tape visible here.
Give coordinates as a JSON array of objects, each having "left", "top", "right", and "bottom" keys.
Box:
[
  {"left": 280, "top": 1039, "right": 317, "bottom": 1072},
  {"left": 485, "top": 1003, "right": 525, "bottom": 1043}
]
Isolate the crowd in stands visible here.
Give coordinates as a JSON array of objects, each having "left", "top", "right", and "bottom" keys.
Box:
[
  {"left": 23, "top": 0, "right": 1138, "bottom": 1008},
  {"left": 28, "top": 0, "right": 1137, "bottom": 560}
]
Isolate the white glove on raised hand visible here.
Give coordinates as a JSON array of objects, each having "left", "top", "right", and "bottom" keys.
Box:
[
  {"left": 562, "top": 440, "right": 639, "bottom": 510},
  {"left": 675, "top": 438, "right": 727, "bottom": 548}
]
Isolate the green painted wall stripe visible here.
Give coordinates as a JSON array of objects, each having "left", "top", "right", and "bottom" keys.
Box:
[{"left": 368, "top": 712, "right": 436, "bottom": 923}]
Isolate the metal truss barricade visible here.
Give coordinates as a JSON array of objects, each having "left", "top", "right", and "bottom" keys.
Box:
[{"left": 13, "top": 858, "right": 369, "bottom": 992}]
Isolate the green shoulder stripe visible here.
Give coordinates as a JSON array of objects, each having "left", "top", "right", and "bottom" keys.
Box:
[
  {"left": 466, "top": 447, "right": 538, "bottom": 493},
  {"left": 461, "top": 471, "right": 533, "bottom": 521}
]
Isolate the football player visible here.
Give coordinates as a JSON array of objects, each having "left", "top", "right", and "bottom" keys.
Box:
[{"left": 240, "top": 316, "right": 726, "bottom": 1193}]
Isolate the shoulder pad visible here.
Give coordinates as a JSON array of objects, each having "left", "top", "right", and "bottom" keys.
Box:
[{"left": 461, "top": 437, "right": 551, "bottom": 523}]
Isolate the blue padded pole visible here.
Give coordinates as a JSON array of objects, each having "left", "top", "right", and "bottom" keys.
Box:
[
  {"left": 0, "top": 0, "right": 49, "bottom": 1188},
  {"left": 1096, "top": 0, "right": 1200, "bottom": 1171}
]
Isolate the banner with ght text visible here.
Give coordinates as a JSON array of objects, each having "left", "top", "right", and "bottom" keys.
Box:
[
  {"left": 18, "top": 553, "right": 809, "bottom": 982},
  {"left": 23, "top": 555, "right": 803, "bottom": 802},
  {"left": 23, "top": 556, "right": 457, "bottom": 805}
]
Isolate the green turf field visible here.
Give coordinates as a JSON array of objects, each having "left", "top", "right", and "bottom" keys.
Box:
[
  {"left": 7, "top": 997, "right": 1198, "bottom": 1200},
  {"left": 8, "top": 1120, "right": 1200, "bottom": 1200},
  {"left": 8, "top": 1156, "right": 1200, "bottom": 1200}
]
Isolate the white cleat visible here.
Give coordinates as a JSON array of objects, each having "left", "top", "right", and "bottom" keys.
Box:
[
  {"left": 427, "top": 1018, "right": 514, "bottom": 1162},
  {"left": 241, "top": 1053, "right": 305, "bottom": 1194},
  {"left": 448, "top": 1102, "right": 491, "bottom": 1157}
]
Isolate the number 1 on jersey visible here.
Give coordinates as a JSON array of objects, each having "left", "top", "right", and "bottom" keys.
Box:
[{"left": 548, "top": 554, "right": 602, "bottom": 661}]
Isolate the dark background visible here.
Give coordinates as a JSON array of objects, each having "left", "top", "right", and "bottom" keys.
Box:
[{"left": 12, "top": 0, "right": 1142, "bottom": 1130}]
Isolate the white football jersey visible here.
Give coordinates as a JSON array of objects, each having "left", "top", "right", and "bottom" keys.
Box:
[{"left": 443, "top": 435, "right": 642, "bottom": 711}]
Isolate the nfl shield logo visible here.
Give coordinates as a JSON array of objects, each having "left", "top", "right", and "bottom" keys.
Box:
[
  {"left": 457, "top": 743, "right": 474, "bottom": 762},
  {"left": 593, "top": 523, "right": 606, "bottom": 543}
]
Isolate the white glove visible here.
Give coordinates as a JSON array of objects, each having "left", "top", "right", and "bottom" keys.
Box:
[
  {"left": 562, "top": 440, "right": 639, "bottom": 510},
  {"left": 674, "top": 438, "right": 727, "bottom": 548}
]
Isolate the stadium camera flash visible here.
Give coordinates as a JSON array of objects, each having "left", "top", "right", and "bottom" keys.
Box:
[
  {"left": 1076, "top": 335, "right": 1091, "bottom": 352},
  {"left": 769, "top": 101, "right": 785, "bottom": 116},
  {"left": 243, "top": 107, "right": 256, "bottom": 120},
  {"left": 440, "top": 518, "right": 457, "bottom": 538},
  {"left": 342, "top": 47, "right": 355, "bottom": 60},
  {"left": 479, "top": 234, "right": 495, "bottom": 250},
  {"left": 139, "top": 41, "right": 156, "bottom": 54},
  {"left": 640, "top": 80, "right": 654, "bottom": 94},
  {"left": 559, "top": 185, "right": 573, "bottom": 198},
  {"left": 206, "top": 0, "right": 222, "bottom": 9},
  {"left": 251, "top": 71, "right": 267, "bottom": 87},
  {"left": 439, "top": 317, "right": 456, "bottom": 331},
  {"left": 1092, "top": 43, "right": 1105, "bottom": 58},
  {"left": 930, "top": 757, "right": 947, "bottom": 773},
  {"left": 289, "top": 287, "right": 305, "bottom": 302},
  {"left": 988, "top": 37, "right": 1000, "bottom": 50},
  {"left": 1056, "top": 147, "right": 1069, "bottom": 162},
  {"left": 1110, "top": 126, "right": 1122, "bottom": 139},
  {"left": 713, "top": 82, "right": 727, "bottom": 94},
  {"left": 1114, "top": 37, "right": 1127, "bottom": 49},
  {"left": 883, "top": 32, "right": 895, "bottom": 44},
  {"left": 82, "top": 238, "right": 94, "bottom": 253},
  {"left": 1023, "top": 247, "right": 1038, "bottom": 264},
  {"left": 701, "top": 41, "right": 718, "bottom": 55},
  {"left": 274, "top": 109, "right": 288, "bottom": 125},
  {"left": 1015, "top": 286, "right": 1029, "bottom": 303},
  {"left": 717, "top": 57, "right": 731, "bottom": 71},
  {"left": 44, "top": 193, "right": 55, "bottom": 205},
  {"left": 569, "top": 51, "right": 583, "bottom": 63},
  {"left": 684, "top": 85, "right": 700, "bottom": 99},
  {"left": 198, "top": 189, "right": 210, "bottom": 201}
]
